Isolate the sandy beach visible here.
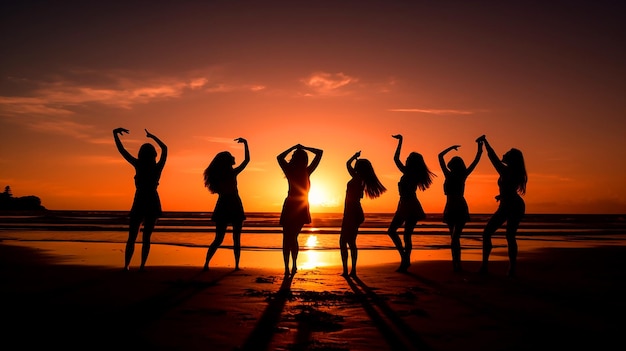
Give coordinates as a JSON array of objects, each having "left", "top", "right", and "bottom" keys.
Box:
[{"left": 1, "top": 238, "right": 624, "bottom": 351}]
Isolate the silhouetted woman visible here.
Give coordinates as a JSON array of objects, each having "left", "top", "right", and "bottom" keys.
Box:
[
  {"left": 477, "top": 135, "right": 527, "bottom": 277},
  {"left": 340, "top": 151, "right": 386, "bottom": 277},
  {"left": 277, "top": 143, "right": 323, "bottom": 276},
  {"left": 203, "top": 138, "right": 250, "bottom": 271},
  {"left": 388, "top": 134, "right": 435, "bottom": 272},
  {"left": 113, "top": 127, "right": 168, "bottom": 271},
  {"left": 438, "top": 139, "right": 483, "bottom": 272}
]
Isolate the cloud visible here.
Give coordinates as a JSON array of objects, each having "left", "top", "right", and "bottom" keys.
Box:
[
  {"left": 0, "top": 71, "right": 264, "bottom": 117},
  {"left": 300, "top": 72, "right": 358, "bottom": 96},
  {"left": 388, "top": 109, "right": 474, "bottom": 115}
]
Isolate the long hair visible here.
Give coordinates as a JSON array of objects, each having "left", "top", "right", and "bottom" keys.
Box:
[
  {"left": 504, "top": 148, "right": 527, "bottom": 195},
  {"left": 355, "top": 159, "right": 387, "bottom": 199},
  {"left": 405, "top": 152, "right": 436, "bottom": 191},
  {"left": 203, "top": 151, "right": 235, "bottom": 194}
]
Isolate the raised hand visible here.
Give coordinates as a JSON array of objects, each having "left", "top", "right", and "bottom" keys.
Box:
[
  {"left": 114, "top": 127, "right": 129, "bottom": 135},
  {"left": 392, "top": 134, "right": 402, "bottom": 140},
  {"left": 234, "top": 137, "right": 247, "bottom": 144}
]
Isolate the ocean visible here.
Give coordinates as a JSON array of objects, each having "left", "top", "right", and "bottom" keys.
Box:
[{"left": 1, "top": 211, "right": 624, "bottom": 254}]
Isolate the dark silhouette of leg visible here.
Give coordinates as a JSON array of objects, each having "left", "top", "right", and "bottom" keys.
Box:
[
  {"left": 124, "top": 217, "right": 142, "bottom": 270},
  {"left": 505, "top": 217, "right": 521, "bottom": 277},
  {"left": 398, "top": 219, "right": 417, "bottom": 272},
  {"left": 139, "top": 217, "right": 156, "bottom": 271},
  {"left": 349, "top": 238, "right": 358, "bottom": 277},
  {"left": 340, "top": 235, "right": 349, "bottom": 276},
  {"left": 387, "top": 217, "right": 405, "bottom": 270},
  {"left": 204, "top": 222, "right": 227, "bottom": 271},
  {"left": 233, "top": 222, "right": 243, "bottom": 270},
  {"left": 451, "top": 222, "right": 465, "bottom": 272},
  {"left": 481, "top": 210, "right": 506, "bottom": 274},
  {"left": 291, "top": 231, "right": 301, "bottom": 275}
]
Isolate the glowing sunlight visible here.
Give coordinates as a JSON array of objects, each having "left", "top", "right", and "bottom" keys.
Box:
[{"left": 308, "top": 183, "right": 340, "bottom": 208}]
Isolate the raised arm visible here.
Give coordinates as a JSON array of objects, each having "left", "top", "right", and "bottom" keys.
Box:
[
  {"left": 346, "top": 151, "right": 361, "bottom": 177},
  {"left": 478, "top": 135, "right": 505, "bottom": 175},
  {"left": 145, "top": 129, "right": 168, "bottom": 167},
  {"left": 233, "top": 137, "right": 250, "bottom": 175},
  {"left": 465, "top": 139, "right": 484, "bottom": 175},
  {"left": 277, "top": 144, "right": 299, "bottom": 169},
  {"left": 438, "top": 145, "right": 459, "bottom": 177},
  {"left": 302, "top": 145, "right": 323, "bottom": 174},
  {"left": 391, "top": 134, "right": 405, "bottom": 172},
  {"left": 113, "top": 128, "right": 136, "bottom": 164}
]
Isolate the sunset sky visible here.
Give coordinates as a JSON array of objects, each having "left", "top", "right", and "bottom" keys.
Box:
[{"left": 1, "top": 0, "right": 624, "bottom": 214}]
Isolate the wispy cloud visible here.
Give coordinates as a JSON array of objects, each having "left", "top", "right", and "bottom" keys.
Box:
[
  {"left": 300, "top": 72, "right": 358, "bottom": 96},
  {"left": 388, "top": 109, "right": 474, "bottom": 115},
  {"left": 0, "top": 70, "right": 264, "bottom": 116}
]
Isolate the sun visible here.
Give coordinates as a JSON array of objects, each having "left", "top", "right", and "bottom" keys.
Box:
[{"left": 308, "top": 183, "right": 340, "bottom": 208}]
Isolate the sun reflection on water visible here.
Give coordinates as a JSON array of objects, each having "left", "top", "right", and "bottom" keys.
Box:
[{"left": 301, "top": 234, "right": 327, "bottom": 269}]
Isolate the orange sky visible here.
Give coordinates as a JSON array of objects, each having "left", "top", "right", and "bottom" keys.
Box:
[{"left": 1, "top": 1, "right": 625, "bottom": 214}]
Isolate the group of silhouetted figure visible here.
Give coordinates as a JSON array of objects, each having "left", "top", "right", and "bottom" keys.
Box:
[{"left": 113, "top": 128, "right": 527, "bottom": 278}]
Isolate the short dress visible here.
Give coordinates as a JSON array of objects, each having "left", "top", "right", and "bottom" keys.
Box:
[
  {"left": 442, "top": 173, "right": 470, "bottom": 224},
  {"left": 391, "top": 175, "right": 426, "bottom": 224},
  {"left": 279, "top": 169, "right": 312, "bottom": 228},
  {"left": 212, "top": 193, "right": 246, "bottom": 224},
  {"left": 341, "top": 177, "right": 365, "bottom": 235},
  {"left": 210, "top": 176, "right": 246, "bottom": 224},
  {"left": 129, "top": 163, "right": 163, "bottom": 219}
]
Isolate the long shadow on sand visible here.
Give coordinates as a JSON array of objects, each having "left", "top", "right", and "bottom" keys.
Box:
[
  {"left": 238, "top": 274, "right": 294, "bottom": 351},
  {"left": 346, "top": 275, "right": 432, "bottom": 351}
]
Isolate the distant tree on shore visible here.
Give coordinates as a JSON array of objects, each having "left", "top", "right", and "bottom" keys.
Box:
[{"left": 0, "top": 186, "right": 46, "bottom": 211}]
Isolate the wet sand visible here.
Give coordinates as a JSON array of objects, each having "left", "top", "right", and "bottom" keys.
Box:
[{"left": 1, "top": 239, "right": 624, "bottom": 350}]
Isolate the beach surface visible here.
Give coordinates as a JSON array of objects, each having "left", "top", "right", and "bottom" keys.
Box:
[{"left": 1, "top": 238, "right": 624, "bottom": 351}]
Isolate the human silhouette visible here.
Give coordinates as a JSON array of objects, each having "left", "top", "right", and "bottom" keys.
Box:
[
  {"left": 203, "top": 138, "right": 250, "bottom": 271},
  {"left": 438, "top": 139, "right": 483, "bottom": 272},
  {"left": 477, "top": 135, "right": 527, "bottom": 277},
  {"left": 277, "top": 144, "right": 323, "bottom": 276},
  {"left": 387, "top": 134, "right": 435, "bottom": 272},
  {"left": 113, "top": 127, "right": 167, "bottom": 271},
  {"left": 340, "top": 151, "right": 387, "bottom": 277}
]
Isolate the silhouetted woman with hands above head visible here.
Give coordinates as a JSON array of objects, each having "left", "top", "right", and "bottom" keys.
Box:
[
  {"left": 113, "top": 127, "right": 168, "bottom": 271},
  {"left": 477, "top": 135, "right": 527, "bottom": 277},
  {"left": 203, "top": 137, "right": 250, "bottom": 271},
  {"left": 340, "top": 151, "right": 386, "bottom": 277},
  {"left": 277, "top": 143, "right": 323, "bottom": 276},
  {"left": 438, "top": 139, "right": 483, "bottom": 272},
  {"left": 387, "top": 134, "right": 435, "bottom": 272}
]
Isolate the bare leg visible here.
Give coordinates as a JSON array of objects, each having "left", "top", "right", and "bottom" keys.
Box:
[
  {"left": 505, "top": 220, "right": 521, "bottom": 277},
  {"left": 340, "top": 235, "right": 349, "bottom": 276},
  {"left": 233, "top": 222, "right": 243, "bottom": 270},
  {"left": 204, "top": 222, "right": 227, "bottom": 271},
  {"left": 291, "top": 232, "right": 300, "bottom": 275},
  {"left": 349, "top": 238, "right": 358, "bottom": 277},
  {"left": 139, "top": 217, "right": 156, "bottom": 271},
  {"left": 387, "top": 218, "right": 405, "bottom": 266},
  {"left": 481, "top": 210, "right": 506, "bottom": 274},
  {"left": 451, "top": 222, "right": 465, "bottom": 272},
  {"left": 282, "top": 234, "right": 291, "bottom": 276},
  {"left": 398, "top": 219, "right": 416, "bottom": 272},
  {"left": 124, "top": 217, "right": 142, "bottom": 270}
]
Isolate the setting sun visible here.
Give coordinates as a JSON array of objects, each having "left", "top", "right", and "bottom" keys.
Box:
[{"left": 308, "top": 183, "right": 340, "bottom": 208}]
